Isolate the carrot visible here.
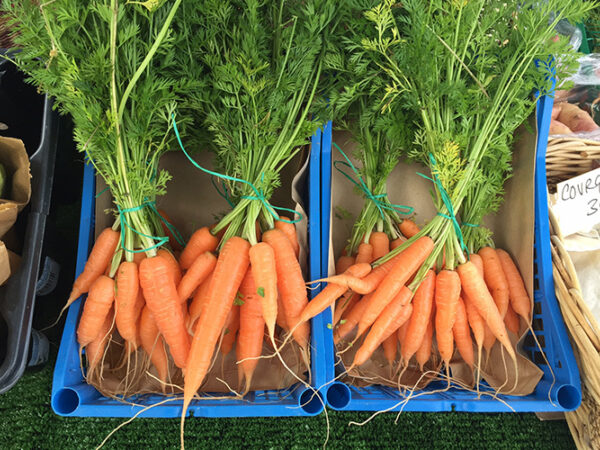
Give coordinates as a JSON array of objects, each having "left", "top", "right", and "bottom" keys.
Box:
[
  {"left": 464, "top": 293, "right": 485, "bottom": 353},
  {"left": 67, "top": 228, "right": 119, "bottom": 306},
  {"left": 453, "top": 296, "right": 474, "bottom": 368},
  {"left": 390, "top": 236, "right": 406, "bottom": 250},
  {"left": 77, "top": 275, "right": 115, "bottom": 348},
  {"left": 114, "top": 262, "right": 144, "bottom": 348},
  {"left": 157, "top": 209, "right": 183, "bottom": 252},
  {"left": 401, "top": 270, "right": 435, "bottom": 363},
  {"left": 457, "top": 261, "right": 515, "bottom": 360},
  {"left": 415, "top": 316, "right": 434, "bottom": 371},
  {"left": 236, "top": 270, "right": 265, "bottom": 393},
  {"left": 399, "top": 219, "right": 420, "bottom": 238},
  {"left": 139, "top": 255, "right": 190, "bottom": 369},
  {"left": 382, "top": 334, "right": 397, "bottom": 367},
  {"left": 336, "top": 255, "right": 355, "bottom": 275},
  {"left": 504, "top": 303, "right": 520, "bottom": 336},
  {"left": 357, "top": 236, "right": 434, "bottom": 338},
  {"left": 355, "top": 243, "right": 374, "bottom": 264},
  {"left": 352, "top": 287, "right": 413, "bottom": 367},
  {"left": 299, "top": 263, "right": 371, "bottom": 323},
  {"left": 496, "top": 248, "right": 531, "bottom": 322},
  {"left": 85, "top": 306, "right": 113, "bottom": 374},
  {"left": 479, "top": 247, "right": 509, "bottom": 318},
  {"left": 249, "top": 242, "right": 278, "bottom": 342},
  {"left": 275, "top": 218, "right": 300, "bottom": 258},
  {"left": 158, "top": 248, "right": 183, "bottom": 286},
  {"left": 139, "top": 305, "right": 168, "bottom": 389},
  {"left": 179, "top": 227, "right": 219, "bottom": 270},
  {"left": 369, "top": 232, "right": 390, "bottom": 260},
  {"left": 276, "top": 294, "right": 288, "bottom": 331},
  {"left": 177, "top": 251, "right": 217, "bottom": 302},
  {"left": 220, "top": 305, "right": 240, "bottom": 355},
  {"left": 262, "top": 229, "right": 309, "bottom": 350},
  {"left": 183, "top": 237, "right": 250, "bottom": 416},
  {"left": 435, "top": 270, "right": 461, "bottom": 365},
  {"left": 334, "top": 293, "right": 371, "bottom": 344},
  {"left": 187, "top": 273, "right": 213, "bottom": 333},
  {"left": 333, "top": 291, "right": 359, "bottom": 325},
  {"left": 133, "top": 252, "right": 147, "bottom": 266}
]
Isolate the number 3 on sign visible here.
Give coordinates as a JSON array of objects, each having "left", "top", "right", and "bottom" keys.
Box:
[{"left": 555, "top": 167, "right": 600, "bottom": 236}]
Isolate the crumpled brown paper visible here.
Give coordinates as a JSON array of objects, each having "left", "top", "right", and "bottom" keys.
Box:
[
  {"left": 329, "top": 118, "right": 543, "bottom": 397},
  {"left": 90, "top": 150, "right": 310, "bottom": 396},
  {"left": 0, "top": 137, "right": 31, "bottom": 284}
]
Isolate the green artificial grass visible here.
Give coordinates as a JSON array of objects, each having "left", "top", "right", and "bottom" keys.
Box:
[{"left": 0, "top": 355, "right": 576, "bottom": 450}]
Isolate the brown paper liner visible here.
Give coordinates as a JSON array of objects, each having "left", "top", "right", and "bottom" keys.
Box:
[{"left": 87, "top": 150, "right": 311, "bottom": 396}]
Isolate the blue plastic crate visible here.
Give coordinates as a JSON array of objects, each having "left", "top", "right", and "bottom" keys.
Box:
[
  {"left": 320, "top": 93, "right": 582, "bottom": 413},
  {"left": 51, "top": 132, "right": 327, "bottom": 418}
]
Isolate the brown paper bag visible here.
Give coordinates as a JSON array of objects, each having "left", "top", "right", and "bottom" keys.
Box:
[
  {"left": 329, "top": 117, "right": 543, "bottom": 396},
  {"left": 90, "top": 149, "right": 311, "bottom": 396}
]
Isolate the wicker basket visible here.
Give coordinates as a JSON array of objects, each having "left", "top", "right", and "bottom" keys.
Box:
[{"left": 547, "top": 137, "right": 600, "bottom": 449}]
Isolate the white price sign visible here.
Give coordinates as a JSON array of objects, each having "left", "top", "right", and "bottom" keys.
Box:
[{"left": 554, "top": 167, "right": 600, "bottom": 236}]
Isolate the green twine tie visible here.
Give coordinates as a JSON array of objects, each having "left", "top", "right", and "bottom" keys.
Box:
[
  {"left": 118, "top": 202, "right": 169, "bottom": 253},
  {"left": 171, "top": 113, "right": 302, "bottom": 225},
  {"left": 333, "top": 142, "right": 413, "bottom": 221},
  {"left": 416, "top": 153, "right": 469, "bottom": 255}
]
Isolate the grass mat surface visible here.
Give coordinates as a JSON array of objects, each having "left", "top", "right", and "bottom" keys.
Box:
[{"left": 0, "top": 356, "right": 575, "bottom": 449}]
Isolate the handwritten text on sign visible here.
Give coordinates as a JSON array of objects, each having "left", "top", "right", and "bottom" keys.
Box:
[{"left": 555, "top": 167, "right": 600, "bottom": 236}]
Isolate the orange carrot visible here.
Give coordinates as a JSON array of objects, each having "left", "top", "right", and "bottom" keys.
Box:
[
  {"left": 415, "top": 317, "right": 434, "bottom": 371},
  {"left": 139, "top": 305, "right": 169, "bottom": 389},
  {"left": 479, "top": 247, "right": 509, "bottom": 318},
  {"left": 382, "top": 334, "right": 397, "bottom": 367},
  {"left": 67, "top": 228, "right": 119, "bottom": 306},
  {"left": 453, "top": 297, "right": 474, "bottom": 368},
  {"left": 220, "top": 305, "right": 240, "bottom": 356},
  {"left": 399, "top": 219, "right": 420, "bottom": 238},
  {"left": 133, "top": 252, "right": 147, "bottom": 266},
  {"left": 336, "top": 255, "right": 355, "bottom": 275},
  {"left": 276, "top": 294, "right": 288, "bottom": 331},
  {"left": 357, "top": 236, "right": 434, "bottom": 338},
  {"left": 352, "top": 287, "right": 413, "bottom": 367},
  {"left": 435, "top": 270, "right": 461, "bottom": 365},
  {"left": 139, "top": 256, "right": 190, "bottom": 369},
  {"left": 262, "top": 229, "right": 309, "bottom": 350},
  {"left": 179, "top": 227, "right": 219, "bottom": 270},
  {"left": 183, "top": 237, "right": 250, "bottom": 417},
  {"left": 464, "top": 293, "right": 485, "bottom": 353},
  {"left": 236, "top": 270, "right": 265, "bottom": 393},
  {"left": 158, "top": 248, "right": 183, "bottom": 286},
  {"left": 401, "top": 270, "right": 435, "bottom": 363},
  {"left": 157, "top": 209, "right": 183, "bottom": 252},
  {"left": 177, "top": 252, "right": 217, "bottom": 302},
  {"left": 457, "top": 261, "right": 515, "bottom": 360},
  {"left": 85, "top": 307, "right": 113, "bottom": 373},
  {"left": 496, "top": 248, "right": 531, "bottom": 323},
  {"left": 115, "top": 261, "right": 144, "bottom": 349},
  {"left": 187, "top": 273, "right": 213, "bottom": 333},
  {"left": 390, "top": 236, "right": 406, "bottom": 250},
  {"left": 249, "top": 242, "right": 278, "bottom": 342},
  {"left": 397, "top": 321, "right": 408, "bottom": 353},
  {"left": 299, "top": 263, "right": 371, "bottom": 323},
  {"left": 355, "top": 243, "right": 374, "bottom": 264},
  {"left": 333, "top": 291, "right": 359, "bottom": 325},
  {"left": 275, "top": 217, "right": 300, "bottom": 258},
  {"left": 77, "top": 275, "right": 115, "bottom": 348},
  {"left": 504, "top": 303, "right": 520, "bottom": 336},
  {"left": 369, "top": 232, "right": 390, "bottom": 260},
  {"left": 334, "top": 293, "right": 371, "bottom": 344}
]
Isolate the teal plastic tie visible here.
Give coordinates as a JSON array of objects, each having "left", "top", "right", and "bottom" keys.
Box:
[
  {"left": 171, "top": 113, "right": 302, "bottom": 225},
  {"left": 211, "top": 177, "right": 236, "bottom": 208},
  {"left": 117, "top": 202, "right": 169, "bottom": 253},
  {"left": 416, "top": 153, "right": 469, "bottom": 254},
  {"left": 333, "top": 142, "right": 413, "bottom": 220}
]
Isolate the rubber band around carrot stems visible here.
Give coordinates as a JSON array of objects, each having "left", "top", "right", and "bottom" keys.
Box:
[
  {"left": 332, "top": 142, "right": 414, "bottom": 220},
  {"left": 171, "top": 112, "right": 302, "bottom": 225},
  {"left": 118, "top": 202, "right": 169, "bottom": 253},
  {"left": 416, "top": 152, "right": 469, "bottom": 255}
]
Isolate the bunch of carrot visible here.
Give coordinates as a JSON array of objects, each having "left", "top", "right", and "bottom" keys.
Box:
[
  {"left": 69, "top": 212, "right": 309, "bottom": 394},
  {"left": 306, "top": 226, "right": 532, "bottom": 384}
]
